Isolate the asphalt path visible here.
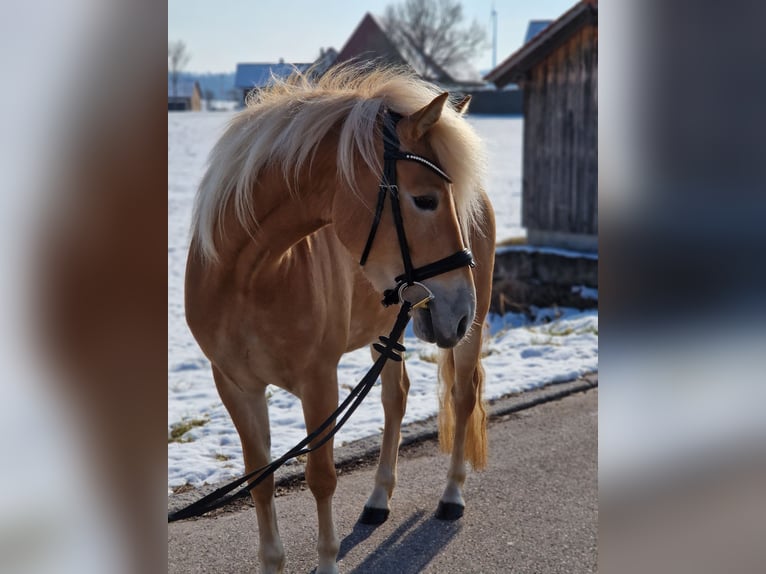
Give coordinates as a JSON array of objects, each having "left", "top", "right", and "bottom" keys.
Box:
[{"left": 168, "top": 378, "right": 598, "bottom": 573}]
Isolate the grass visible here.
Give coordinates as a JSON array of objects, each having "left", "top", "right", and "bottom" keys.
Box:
[
  {"left": 172, "top": 483, "right": 195, "bottom": 494},
  {"left": 546, "top": 324, "right": 598, "bottom": 337},
  {"left": 168, "top": 416, "right": 209, "bottom": 443},
  {"left": 529, "top": 323, "right": 598, "bottom": 346}
]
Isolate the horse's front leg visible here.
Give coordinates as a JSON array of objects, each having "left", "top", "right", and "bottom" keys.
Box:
[
  {"left": 301, "top": 370, "right": 341, "bottom": 574},
  {"left": 361, "top": 348, "right": 410, "bottom": 524},
  {"left": 436, "top": 325, "right": 488, "bottom": 521},
  {"left": 213, "top": 366, "right": 285, "bottom": 573}
]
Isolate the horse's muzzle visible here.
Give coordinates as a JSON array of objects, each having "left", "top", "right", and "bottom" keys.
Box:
[{"left": 412, "top": 284, "right": 475, "bottom": 348}]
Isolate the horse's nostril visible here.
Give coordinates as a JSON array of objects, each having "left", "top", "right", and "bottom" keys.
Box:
[{"left": 456, "top": 315, "right": 468, "bottom": 339}]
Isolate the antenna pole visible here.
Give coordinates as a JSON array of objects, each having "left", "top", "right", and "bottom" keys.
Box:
[{"left": 491, "top": 3, "right": 498, "bottom": 69}]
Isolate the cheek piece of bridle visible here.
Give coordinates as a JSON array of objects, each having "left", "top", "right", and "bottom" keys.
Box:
[
  {"left": 167, "top": 109, "right": 476, "bottom": 523},
  {"left": 359, "top": 109, "right": 475, "bottom": 309}
]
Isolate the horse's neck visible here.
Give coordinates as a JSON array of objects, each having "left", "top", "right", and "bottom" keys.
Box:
[
  {"left": 218, "top": 167, "right": 336, "bottom": 271},
  {"left": 253, "top": 186, "right": 332, "bottom": 256}
]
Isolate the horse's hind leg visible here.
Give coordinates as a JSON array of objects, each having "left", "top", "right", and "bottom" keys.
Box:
[
  {"left": 301, "top": 370, "right": 341, "bottom": 574},
  {"left": 212, "top": 366, "right": 285, "bottom": 573},
  {"left": 361, "top": 349, "right": 410, "bottom": 524}
]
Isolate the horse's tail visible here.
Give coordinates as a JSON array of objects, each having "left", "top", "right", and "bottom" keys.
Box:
[{"left": 437, "top": 347, "right": 488, "bottom": 470}]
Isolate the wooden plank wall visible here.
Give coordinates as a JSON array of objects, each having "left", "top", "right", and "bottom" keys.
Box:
[{"left": 522, "top": 24, "right": 598, "bottom": 236}]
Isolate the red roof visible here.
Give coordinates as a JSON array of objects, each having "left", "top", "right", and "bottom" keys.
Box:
[
  {"left": 335, "top": 12, "right": 483, "bottom": 86},
  {"left": 336, "top": 13, "right": 407, "bottom": 67}
]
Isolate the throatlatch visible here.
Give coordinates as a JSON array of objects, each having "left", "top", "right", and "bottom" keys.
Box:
[{"left": 359, "top": 110, "right": 475, "bottom": 307}]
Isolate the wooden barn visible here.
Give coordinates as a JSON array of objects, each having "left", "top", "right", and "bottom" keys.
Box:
[
  {"left": 485, "top": 0, "right": 598, "bottom": 252},
  {"left": 167, "top": 79, "right": 202, "bottom": 111}
]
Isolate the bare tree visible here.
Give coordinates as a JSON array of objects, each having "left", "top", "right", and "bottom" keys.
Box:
[
  {"left": 383, "top": 0, "right": 487, "bottom": 75},
  {"left": 168, "top": 40, "right": 191, "bottom": 97}
]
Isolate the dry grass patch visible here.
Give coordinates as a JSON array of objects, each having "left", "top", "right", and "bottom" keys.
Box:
[{"left": 168, "top": 417, "right": 209, "bottom": 443}]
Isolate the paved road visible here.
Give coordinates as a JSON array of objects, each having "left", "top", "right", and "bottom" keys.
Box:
[{"left": 168, "top": 384, "right": 597, "bottom": 573}]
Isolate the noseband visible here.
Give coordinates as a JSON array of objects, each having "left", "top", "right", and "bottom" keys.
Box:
[{"left": 359, "top": 110, "right": 475, "bottom": 307}]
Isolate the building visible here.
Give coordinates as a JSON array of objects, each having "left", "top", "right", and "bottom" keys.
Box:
[
  {"left": 334, "top": 12, "right": 484, "bottom": 90},
  {"left": 485, "top": 1, "right": 598, "bottom": 251},
  {"left": 168, "top": 79, "right": 202, "bottom": 111},
  {"left": 234, "top": 61, "right": 312, "bottom": 105},
  {"left": 524, "top": 20, "right": 553, "bottom": 43}
]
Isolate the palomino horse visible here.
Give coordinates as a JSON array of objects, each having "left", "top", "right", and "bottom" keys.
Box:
[{"left": 185, "top": 66, "right": 495, "bottom": 574}]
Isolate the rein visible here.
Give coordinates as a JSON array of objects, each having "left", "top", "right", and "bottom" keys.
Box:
[{"left": 168, "top": 108, "right": 475, "bottom": 523}]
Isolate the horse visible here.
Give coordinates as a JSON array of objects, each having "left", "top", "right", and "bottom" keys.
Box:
[{"left": 184, "top": 65, "right": 496, "bottom": 574}]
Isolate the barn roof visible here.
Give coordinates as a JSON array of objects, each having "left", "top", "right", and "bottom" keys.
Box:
[
  {"left": 336, "top": 13, "right": 406, "bottom": 69},
  {"left": 485, "top": 0, "right": 597, "bottom": 88},
  {"left": 234, "top": 62, "right": 312, "bottom": 90},
  {"left": 336, "top": 12, "right": 483, "bottom": 87},
  {"left": 168, "top": 79, "right": 200, "bottom": 99}
]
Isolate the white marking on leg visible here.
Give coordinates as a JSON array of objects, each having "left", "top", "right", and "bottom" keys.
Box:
[
  {"left": 315, "top": 497, "right": 340, "bottom": 574},
  {"left": 366, "top": 353, "right": 408, "bottom": 511}
]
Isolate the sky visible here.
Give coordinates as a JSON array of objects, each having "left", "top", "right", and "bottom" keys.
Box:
[{"left": 168, "top": 0, "right": 576, "bottom": 74}]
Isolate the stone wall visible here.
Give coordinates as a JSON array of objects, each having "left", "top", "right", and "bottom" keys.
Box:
[{"left": 491, "top": 246, "right": 598, "bottom": 314}]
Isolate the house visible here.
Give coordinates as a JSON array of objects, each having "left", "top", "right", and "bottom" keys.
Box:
[
  {"left": 334, "top": 12, "right": 484, "bottom": 89},
  {"left": 524, "top": 20, "right": 553, "bottom": 43},
  {"left": 234, "top": 61, "right": 312, "bottom": 105},
  {"left": 313, "top": 47, "right": 339, "bottom": 78},
  {"left": 168, "top": 79, "right": 202, "bottom": 111},
  {"left": 485, "top": 0, "right": 598, "bottom": 252}
]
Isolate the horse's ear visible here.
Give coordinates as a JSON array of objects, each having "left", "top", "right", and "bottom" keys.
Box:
[
  {"left": 404, "top": 92, "right": 450, "bottom": 140},
  {"left": 454, "top": 94, "right": 471, "bottom": 115}
]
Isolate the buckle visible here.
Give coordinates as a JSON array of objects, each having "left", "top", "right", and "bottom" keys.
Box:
[
  {"left": 397, "top": 282, "right": 434, "bottom": 310},
  {"left": 379, "top": 183, "right": 398, "bottom": 193}
]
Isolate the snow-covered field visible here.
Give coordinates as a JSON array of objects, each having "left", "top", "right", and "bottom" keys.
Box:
[{"left": 168, "top": 112, "right": 598, "bottom": 490}]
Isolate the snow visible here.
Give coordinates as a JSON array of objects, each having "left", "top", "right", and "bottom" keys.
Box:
[
  {"left": 572, "top": 285, "right": 599, "bottom": 300},
  {"left": 472, "top": 116, "right": 524, "bottom": 242},
  {"left": 168, "top": 112, "right": 598, "bottom": 491}
]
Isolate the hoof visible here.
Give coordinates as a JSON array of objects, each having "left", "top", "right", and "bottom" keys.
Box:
[
  {"left": 359, "top": 506, "right": 390, "bottom": 525},
  {"left": 435, "top": 501, "right": 464, "bottom": 521}
]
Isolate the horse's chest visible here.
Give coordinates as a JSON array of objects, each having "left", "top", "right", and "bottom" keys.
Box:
[{"left": 345, "top": 306, "right": 398, "bottom": 352}]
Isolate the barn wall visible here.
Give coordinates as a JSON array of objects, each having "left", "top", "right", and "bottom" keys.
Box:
[{"left": 522, "top": 24, "right": 597, "bottom": 245}]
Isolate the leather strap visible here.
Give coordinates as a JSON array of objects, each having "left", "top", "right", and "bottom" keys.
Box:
[
  {"left": 382, "top": 248, "right": 475, "bottom": 307},
  {"left": 359, "top": 109, "right": 472, "bottom": 306}
]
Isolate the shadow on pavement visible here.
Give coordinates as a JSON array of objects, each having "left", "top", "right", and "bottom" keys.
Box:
[{"left": 337, "top": 509, "right": 462, "bottom": 574}]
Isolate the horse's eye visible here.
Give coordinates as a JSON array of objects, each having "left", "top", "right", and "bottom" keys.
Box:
[{"left": 413, "top": 195, "right": 438, "bottom": 211}]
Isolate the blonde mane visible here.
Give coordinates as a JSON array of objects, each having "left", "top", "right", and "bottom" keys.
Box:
[{"left": 192, "top": 64, "right": 486, "bottom": 261}]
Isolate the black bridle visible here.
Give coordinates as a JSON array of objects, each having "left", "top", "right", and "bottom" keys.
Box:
[
  {"left": 168, "top": 108, "right": 475, "bottom": 523},
  {"left": 359, "top": 110, "right": 475, "bottom": 308}
]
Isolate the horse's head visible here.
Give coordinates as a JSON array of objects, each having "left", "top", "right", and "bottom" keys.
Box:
[{"left": 334, "top": 93, "right": 477, "bottom": 348}]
